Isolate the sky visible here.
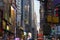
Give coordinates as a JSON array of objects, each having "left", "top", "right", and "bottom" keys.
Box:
[
  {"left": 34, "top": 0, "right": 40, "bottom": 32},
  {"left": 34, "top": 0, "right": 40, "bottom": 23}
]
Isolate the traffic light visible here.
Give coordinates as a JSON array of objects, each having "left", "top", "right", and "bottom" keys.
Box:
[{"left": 43, "top": 24, "right": 51, "bottom": 35}]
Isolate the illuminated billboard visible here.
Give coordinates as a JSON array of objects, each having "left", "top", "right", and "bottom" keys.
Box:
[{"left": 53, "top": 0, "right": 60, "bottom": 6}]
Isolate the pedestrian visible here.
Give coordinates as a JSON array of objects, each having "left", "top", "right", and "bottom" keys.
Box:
[{"left": 52, "top": 37, "right": 55, "bottom": 40}]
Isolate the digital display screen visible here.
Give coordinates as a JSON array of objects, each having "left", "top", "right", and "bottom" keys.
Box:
[{"left": 53, "top": 0, "right": 60, "bottom": 6}]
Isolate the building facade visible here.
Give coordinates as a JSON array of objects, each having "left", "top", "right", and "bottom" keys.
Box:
[
  {"left": 22, "top": 0, "right": 35, "bottom": 40},
  {"left": 32, "top": 12, "right": 37, "bottom": 40},
  {"left": 0, "top": 0, "right": 16, "bottom": 40},
  {"left": 22, "top": 0, "right": 34, "bottom": 33},
  {"left": 38, "top": 0, "right": 45, "bottom": 34},
  {"left": 38, "top": 0, "right": 59, "bottom": 36}
]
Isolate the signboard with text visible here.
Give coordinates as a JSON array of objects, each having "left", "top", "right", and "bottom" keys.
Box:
[{"left": 52, "top": 16, "right": 59, "bottom": 23}]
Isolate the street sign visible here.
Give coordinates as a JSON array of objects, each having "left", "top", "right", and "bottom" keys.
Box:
[
  {"left": 52, "top": 16, "right": 59, "bottom": 23},
  {"left": 47, "top": 15, "right": 52, "bottom": 22}
]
